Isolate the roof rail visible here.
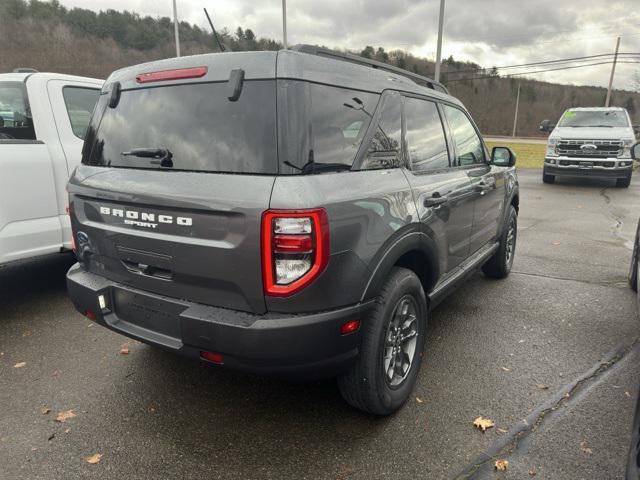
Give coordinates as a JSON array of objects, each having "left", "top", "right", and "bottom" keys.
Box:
[
  {"left": 291, "top": 44, "right": 449, "bottom": 95},
  {"left": 13, "top": 67, "right": 38, "bottom": 73}
]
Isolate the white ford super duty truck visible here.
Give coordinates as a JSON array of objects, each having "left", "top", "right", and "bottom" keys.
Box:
[
  {"left": 540, "top": 107, "right": 637, "bottom": 188},
  {"left": 0, "top": 70, "right": 102, "bottom": 266}
]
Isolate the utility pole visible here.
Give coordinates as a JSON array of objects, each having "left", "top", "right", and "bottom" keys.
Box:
[
  {"left": 434, "top": 0, "right": 446, "bottom": 82},
  {"left": 512, "top": 82, "right": 521, "bottom": 138},
  {"left": 282, "top": 0, "right": 288, "bottom": 49},
  {"left": 605, "top": 36, "right": 620, "bottom": 107},
  {"left": 172, "top": 0, "right": 181, "bottom": 57}
]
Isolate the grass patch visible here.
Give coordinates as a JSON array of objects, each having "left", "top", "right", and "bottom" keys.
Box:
[{"left": 485, "top": 141, "right": 546, "bottom": 169}]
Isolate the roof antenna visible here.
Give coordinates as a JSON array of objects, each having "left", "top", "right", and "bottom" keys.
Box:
[{"left": 203, "top": 8, "right": 227, "bottom": 52}]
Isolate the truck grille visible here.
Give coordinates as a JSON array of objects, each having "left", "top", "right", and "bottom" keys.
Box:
[{"left": 557, "top": 139, "right": 622, "bottom": 158}]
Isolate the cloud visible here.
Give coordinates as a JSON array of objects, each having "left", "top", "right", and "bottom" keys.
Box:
[{"left": 55, "top": 0, "right": 640, "bottom": 89}]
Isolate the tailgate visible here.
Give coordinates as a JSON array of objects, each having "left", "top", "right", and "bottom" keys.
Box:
[{"left": 69, "top": 167, "right": 274, "bottom": 314}]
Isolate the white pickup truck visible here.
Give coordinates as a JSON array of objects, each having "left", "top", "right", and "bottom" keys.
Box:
[{"left": 0, "top": 71, "right": 102, "bottom": 266}]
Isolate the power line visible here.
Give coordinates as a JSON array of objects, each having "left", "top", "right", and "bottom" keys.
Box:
[
  {"left": 445, "top": 52, "right": 640, "bottom": 75},
  {"left": 444, "top": 60, "right": 640, "bottom": 83}
]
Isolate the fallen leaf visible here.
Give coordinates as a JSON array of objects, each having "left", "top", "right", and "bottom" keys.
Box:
[
  {"left": 41, "top": 406, "right": 51, "bottom": 415},
  {"left": 625, "top": 391, "right": 632, "bottom": 398},
  {"left": 473, "top": 416, "right": 495, "bottom": 432},
  {"left": 13, "top": 362, "right": 26, "bottom": 368},
  {"left": 416, "top": 397, "right": 423, "bottom": 403},
  {"left": 529, "top": 467, "right": 537, "bottom": 476},
  {"left": 85, "top": 453, "right": 102, "bottom": 464},
  {"left": 64, "top": 428, "right": 71, "bottom": 434},
  {"left": 495, "top": 459, "right": 509, "bottom": 471},
  {"left": 54, "top": 410, "right": 76, "bottom": 423},
  {"left": 580, "top": 441, "right": 593, "bottom": 455},
  {"left": 536, "top": 384, "right": 549, "bottom": 390},
  {"left": 501, "top": 367, "right": 511, "bottom": 372},
  {"left": 497, "top": 428, "right": 508, "bottom": 434},
  {"left": 119, "top": 344, "right": 130, "bottom": 355}
]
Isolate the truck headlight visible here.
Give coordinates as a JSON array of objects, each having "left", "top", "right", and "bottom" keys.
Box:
[
  {"left": 620, "top": 139, "right": 634, "bottom": 158},
  {"left": 546, "top": 138, "right": 558, "bottom": 157}
]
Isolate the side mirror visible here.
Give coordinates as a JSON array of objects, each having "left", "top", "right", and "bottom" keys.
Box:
[
  {"left": 491, "top": 146, "right": 516, "bottom": 167},
  {"left": 539, "top": 120, "right": 549, "bottom": 132},
  {"left": 631, "top": 142, "right": 640, "bottom": 161}
]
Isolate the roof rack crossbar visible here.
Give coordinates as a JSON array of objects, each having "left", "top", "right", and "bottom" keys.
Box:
[{"left": 291, "top": 45, "right": 449, "bottom": 94}]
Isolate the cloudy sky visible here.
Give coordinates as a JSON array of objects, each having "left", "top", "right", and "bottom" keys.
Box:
[{"left": 57, "top": 0, "right": 640, "bottom": 90}]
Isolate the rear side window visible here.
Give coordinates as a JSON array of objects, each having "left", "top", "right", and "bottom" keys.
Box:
[
  {"left": 443, "top": 105, "right": 485, "bottom": 166},
  {"left": 361, "top": 91, "right": 402, "bottom": 170},
  {"left": 278, "top": 81, "right": 378, "bottom": 174},
  {"left": 0, "top": 82, "right": 36, "bottom": 141},
  {"left": 404, "top": 97, "right": 449, "bottom": 172},
  {"left": 84, "top": 80, "right": 277, "bottom": 174},
  {"left": 62, "top": 87, "right": 100, "bottom": 139}
]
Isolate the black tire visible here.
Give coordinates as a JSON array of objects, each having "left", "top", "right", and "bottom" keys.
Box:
[
  {"left": 482, "top": 206, "right": 518, "bottom": 279},
  {"left": 616, "top": 175, "right": 631, "bottom": 188},
  {"left": 542, "top": 170, "right": 555, "bottom": 184},
  {"left": 630, "top": 226, "right": 639, "bottom": 292},
  {"left": 338, "top": 267, "right": 427, "bottom": 416}
]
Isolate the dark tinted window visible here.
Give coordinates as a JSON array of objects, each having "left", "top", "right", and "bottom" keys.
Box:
[
  {"left": 405, "top": 97, "right": 449, "bottom": 172},
  {"left": 0, "top": 82, "right": 35, "bottom": 140},
  {"left": 361, "top": 91, "right": 402, "bottom": 170},
  {"left": 62, "top": 87, "right": 100, "bottom": 139},
  {"left": 443, "top": 105, "right": 485, "bottom": 166},
  {"left": 278, "top": 81, "right": 377, "bottom": 174},
  {"left": 84, "top": 80, "right": 277, "bottom": 174}
]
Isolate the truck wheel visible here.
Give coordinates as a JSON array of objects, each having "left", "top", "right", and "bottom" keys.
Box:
[
  {"left": 542, "top": 170, "right": 555, "bottom": 184},
  {"left": 482, "top": 206, "right": 517, "bottom": 279},
  {"left": 616, "top": 175, "right": 631, "bottom": 188},
  {"left": 630, "top": 233, "right": 638, "bottom": 292},
  {"left": 338, "top": 267, "right": 427, "bottom": 416}
]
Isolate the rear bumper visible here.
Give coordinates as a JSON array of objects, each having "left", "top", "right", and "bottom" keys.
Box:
[
  {"left": 544, "top": 157, "right": 632, "bottom": 179},
  {"left": 66, "top": 264, "right": 372, "bottom": 378}
]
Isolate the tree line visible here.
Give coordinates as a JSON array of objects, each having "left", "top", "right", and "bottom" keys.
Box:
[{"left": 1, "top": 0, "right": 638, "bottom": 136}]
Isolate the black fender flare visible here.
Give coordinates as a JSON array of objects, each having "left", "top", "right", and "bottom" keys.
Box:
[{"left": 360, "top": 226, "right": 440, "bottom": 302}]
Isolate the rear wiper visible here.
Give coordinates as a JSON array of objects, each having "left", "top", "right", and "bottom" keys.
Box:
[{"left": 121, "top": 148, "right": 173, "bottom": 167}]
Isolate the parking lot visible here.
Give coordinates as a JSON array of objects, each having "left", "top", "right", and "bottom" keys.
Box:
[{"left": 1, "top": 169, "right": 638, "bottom": 479}]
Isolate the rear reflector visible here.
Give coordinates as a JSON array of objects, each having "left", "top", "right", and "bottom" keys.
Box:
[
  {"left": 340, "top": 320, "right": 360, "bottom": 335},
  {"left": 84, "top": 310, "right": 97, "bottom": 321},
  {"left": 200, "top": 351, "right": 224, "bottom": 364},
  {"left": 136, "top": 66, "right": 208, "bottom": 84}
]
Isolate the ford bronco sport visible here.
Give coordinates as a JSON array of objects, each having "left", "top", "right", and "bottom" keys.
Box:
[{"left": 66, "top": 46, "right": 520, "bottom": 415}]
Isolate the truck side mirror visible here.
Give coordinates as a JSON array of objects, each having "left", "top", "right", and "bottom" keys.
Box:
[
  {"left": 631, "top": 142, "right": 640, "bottom": 161},
  {"left": 491, "top": 146, "right": 516, "bottom": 167}
]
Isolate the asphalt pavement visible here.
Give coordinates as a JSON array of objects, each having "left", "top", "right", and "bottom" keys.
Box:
[{"left": 1, "top": 169, "right": 639, "bottom": 480}]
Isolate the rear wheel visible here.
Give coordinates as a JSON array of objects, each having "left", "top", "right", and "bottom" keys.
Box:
[
  {"left": 616, "top": 175, "right": 631, "bottom": 188},
  {"left": 542, "top": 169, "right": 555, "bottom": 184},
  {"left": 338, "top": 267, "right": 427, "bottom": 416},
  {"left": 482, "top": 206, "right": 517, "bottom": 279},
  {"left": 630, "top": 229, "right": 639, "bottom": 292}
]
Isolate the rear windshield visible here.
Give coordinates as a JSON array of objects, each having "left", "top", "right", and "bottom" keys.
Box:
[
  {"left": 558, "top": 110, "right": 630, "bottom": 128},
  {"left": 83, "top": 80, "right": 277, "bottom": 174},
  {"left": 0, "top": 82, "right": 36, "bottom": 141}
]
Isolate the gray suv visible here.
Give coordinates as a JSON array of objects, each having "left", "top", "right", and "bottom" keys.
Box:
[{"left": 66, "top": 46, "right": 520, "bottom": 415}]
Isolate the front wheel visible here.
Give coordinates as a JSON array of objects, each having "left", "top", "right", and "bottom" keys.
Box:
[
  {"left": 630, "top": 229, "right": 639, "bottom": 293},
  {"left": 482, "top": 206, "right": 518, "bottom": 279},
  {"left": 338, "top": 267, "right": 427, "bottom": 416},
  {"left": 616, "top": 175, "right": 632, "bottom": 188}
]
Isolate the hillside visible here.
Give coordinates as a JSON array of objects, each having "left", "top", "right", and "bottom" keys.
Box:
[{"left": 1, "top": 0, "right": 638, "bottom": 136}]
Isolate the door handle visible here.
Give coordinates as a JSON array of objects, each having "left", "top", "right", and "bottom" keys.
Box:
[{"left": 424, "top": 194, "right": 448, "bottom": 208}]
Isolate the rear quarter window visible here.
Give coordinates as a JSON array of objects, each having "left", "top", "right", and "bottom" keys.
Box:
[
  {"left": 0, "top": 82, "right": 36, "bottom": 141},
  {"left": 62, "top": 87, "right": 100, "bottom": 139}
]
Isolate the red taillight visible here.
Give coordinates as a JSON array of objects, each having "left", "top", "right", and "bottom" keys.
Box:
[
  {"left": 84, "top": 310, "right": 97, "bottom": 321},
  {"left": 262, "top": 209, "right": 329, "bottom": 297},
  {"left": 340, "top": 320, "right": 360, "bottom": 335},
  {"left": 200, "top": 351, "right": 224, "bottom": 364},
  {"left": 136, "top": 66, "right": 208, "bottom": 84}
]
